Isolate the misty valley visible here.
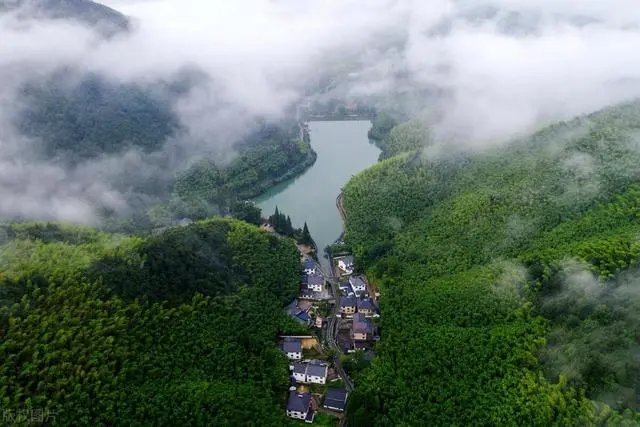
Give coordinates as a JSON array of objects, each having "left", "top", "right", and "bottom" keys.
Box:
[{"left": 2, "top": 0, "right": 640, "bottom": 426}]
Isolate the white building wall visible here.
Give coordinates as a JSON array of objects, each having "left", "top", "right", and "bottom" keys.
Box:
[
  {"left": 338, "top": 260, "right": 353, "bottom": 273},
  {"left": 309, "top": 283, "right": 323, "bottom": 292},
  {"left": 306, "top": 373, "right": 327, "bottom": 384},
  {"left": 293, "top": 372, "right": 306, "bottom": 382},
  {"left": 287, "top": 351, "right": 302, "bottom": 360},
  {"left": 287, "top": 410, "right": 307, "bottom": 420}
]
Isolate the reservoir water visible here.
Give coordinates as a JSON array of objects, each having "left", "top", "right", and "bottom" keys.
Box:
[{"left": 255, "top": 120, "right": 380, "bottom": 270}]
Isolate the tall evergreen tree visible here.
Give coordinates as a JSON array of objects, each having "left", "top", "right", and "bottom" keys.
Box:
[
  {"left": 299, "top": 222, "right": 312, "bottom": 245},
  {"left": 286, "top": 216, "right": 293, "bottom": 235},
  {"left": 272, "top": 206, "right": 280, "bottom": 230}
]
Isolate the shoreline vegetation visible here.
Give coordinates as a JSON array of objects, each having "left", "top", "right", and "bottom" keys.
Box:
[{"left": 245, "top": 147, "right": 317, "bottom": 201}]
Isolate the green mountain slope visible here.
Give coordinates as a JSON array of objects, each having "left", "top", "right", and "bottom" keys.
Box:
[
  {"left": 343, "top": 101, "right": 640, "bottom": 425},
  {"left": 0, "top": 219, "right": 305, "bottom": 425}
]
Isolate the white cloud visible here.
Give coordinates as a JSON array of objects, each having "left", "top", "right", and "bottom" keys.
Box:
[{"left": 2, "top": 0, "right": 640, "bottom": 222}]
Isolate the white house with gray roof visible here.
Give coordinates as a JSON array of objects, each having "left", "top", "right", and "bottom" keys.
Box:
[
  {"left": 303, "top": 259, "right": 318, "bottom": 275},
  {"left": 282, "top": 339, "right": 303, "bottom": 360},
  {"left": 307, "top": 273, "right": 324, "bottom": 292},
  {"left": 349, "top": 275, "right": 367, "bottom": 293},
  {"left": 286, "top": 391, "right": 313, "bottom": 421},
  {"left": 338, "top": 255, "right": 354, "bottom": 274},
  {"left": 291, "top": 360, "right": 328, "bottom": 384}
]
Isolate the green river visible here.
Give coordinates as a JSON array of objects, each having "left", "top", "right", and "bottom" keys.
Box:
[{"left": 255, "top": 120, "right": 380, "bottom": 270}]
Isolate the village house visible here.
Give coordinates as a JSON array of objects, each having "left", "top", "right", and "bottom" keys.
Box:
[
  {"left": 286, "top": 391, "right": 315, "bottom": 422},
  {"left": 351, "top": 313, "right": 374, "bottom": 342},
  {"left": 296, "top": 310, "right": 312, "bottom": 324},
  {"left": 291, "top": 360, "right": 328, "bottom": 384},
  {"left": 337, "top": 255, "right": 354, "bottom": 275},
  {"left": 285, "top": 299, "right": 313, "bottom": 325},
  {"left": 303, "top": 259, "right": 318, "bottom": 275},
  {"left": 300, "top": 284, "right": 316, "bottom": 300},
  {"left": 357, "top": 297, "right": 377, "bottom": 317},
  {"left": 306, "top": 360, "right": 329, "bottom": 384},
  {"left": 340, "top": 295, "right": 357, "bottom": 315},
  {"left": 282, "top": 339, "right": 303, "bottom": 360},
  {"left": 292, "top": 363, "right": 307, "bottom": 383},
  {"left": 349, "top": 275, "right": 367, "bottom": 294},
  {"left": 324, "top": 387, "right": 348, "bottom": 412},
  {"left": 307, "top": 273, "right": 324, "bottom": 292},
  {"left": 339, "top": 282, "right": 353, "bottom": 296}
]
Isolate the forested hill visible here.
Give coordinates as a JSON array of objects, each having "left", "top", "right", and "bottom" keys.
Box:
[
  {"left": 0, "top": 219, "right": 305, "bottom": 425},
  {"left": 12, "top": 67, "right": 315, "bottom": 229},
  {"left": 4, "top": 1, "right": 316, "bottom": 230},
  {"left": 343, "top": 101, "right": 640, "bottom": 425}
]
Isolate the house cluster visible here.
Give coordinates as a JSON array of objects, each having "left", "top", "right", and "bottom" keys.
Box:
[
  {"left": 340, "top": 275, "right": 368, "bottom": 296},
  {"left": 281, "top": 336, "right": 348, "bottom": 423},
  {"left": 300, "top": 259, "right": 327, "bottom": 300},
  {"left": 286, "top": 386, "right": 348, "bottom": 423},
  {"left": 292, "top": 359, "right": 329, "bottom": 385},
  {"left": 280, "top": 338, "right": 329, "bottom": 384},
  {"left": 339, "top": 276, "right": 379, "bottom": 318},
  {"left": 334, "top": 254, "right": 380, "bottom": 353}
]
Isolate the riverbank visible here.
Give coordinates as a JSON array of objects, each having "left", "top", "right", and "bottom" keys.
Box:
[{"left": 336, "top": 192, "right": 346, "bottom": 233}]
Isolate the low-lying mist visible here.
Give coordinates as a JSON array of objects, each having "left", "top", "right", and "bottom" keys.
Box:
[{"left": 2, "top": 0, "right": 640, "bottom": 223}]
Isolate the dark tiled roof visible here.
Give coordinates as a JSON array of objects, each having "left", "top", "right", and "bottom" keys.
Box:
[
  {"left": 287, "top": 391, "right": 312, "bottom": 412},
  {"left": 340, "top": 256, "right": 354, "bottom": 265},
  {"left": 324, "top": 388, "right": 348, "bottom": 411},
  {"left": 349, "top": 276, "right": 366, "bottom": 288},
  {"left": 307, "top": 274, "right": 324, "bottom": 286},
  {"left": 357, "top": 298, "right": 375, "bottom": 312},
  {"left": 283, "top": 340, "right": 302, "bottom": 353},
  {"left": 293, "top": 363, "right": 307, "bottom": 374},
  {"left": 306, "top": 361, "right": 327, "bottom": 378},
  {"left": 353, "top": 340, "right": 369, "bottom": 350},
  {"left": 303, "top": 259, "right": 316, "bottom": 269},
  {"left": 340, "top": 295, "right": 357, "bottom": 308},
  {"left": 353, "top": 313, "right": 373, "bottom": 334}
]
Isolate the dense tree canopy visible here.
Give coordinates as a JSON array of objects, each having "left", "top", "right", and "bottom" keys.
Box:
[
  {"left": 0, "top": 219, "right": 304, "bottom": 425},
  {"left": 343, "top": 101, "right": 640, "bottom": 425},
  {"left": 18, "top": 72, "right": 179, "bottom": 164}
]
